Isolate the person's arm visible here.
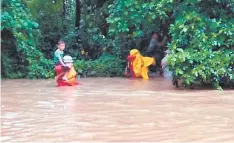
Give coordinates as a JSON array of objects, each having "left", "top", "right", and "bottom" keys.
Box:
[
  {"left": 161, "top": 57, "right": 167, "bottom": 69},
  {"left": 159, "top": 36, "right": 167, "bottom": 47},
  {"left": 58, "top": 56, "right": 66, "bottom": 66}
]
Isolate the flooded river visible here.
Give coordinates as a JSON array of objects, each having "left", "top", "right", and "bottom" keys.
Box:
[{"left": 1, "top": 78, "right": 234, "bottom": 142}]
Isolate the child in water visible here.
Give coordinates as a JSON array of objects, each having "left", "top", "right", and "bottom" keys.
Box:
[
  {"left": 161, "top": 49, "right": 170, "bottom": 69},
  {"left": 161, "top": 49, "right": 172, "bottom": 80},
  {"left": 54, "top": 40, "right": 70, "bottom": 81}
]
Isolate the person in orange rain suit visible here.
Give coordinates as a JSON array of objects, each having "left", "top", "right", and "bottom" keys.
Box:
[
  {"left": 128, "top": 49, "right": 156, "bottom": 80},
  {"left": 55, "top": 55, "right": 79, "bottom": 86},
  {"left": 63, "top": 62, "right": 78, "bottom": 86}
]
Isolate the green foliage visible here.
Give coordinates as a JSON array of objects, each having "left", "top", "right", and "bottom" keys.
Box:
[
  {"left": 73, "top": 54, "right": 125, "bottom": 77},
  {"left": 80, "top": 1, "right": 120, "bottom": 58},
  {"left": 25, "top": 0, "right": 75, "bottom": 59},
  {"left": 25, "top": 0, "right": 64, "bottom": 18},
  {"left": 106, "top": 0, "right": 234, "bottom": 89},
  {"left": 1, "top": 0, "right": 54, "bottom": 79},
  {"left": 106, "top": 0, "right": 174, "bottom": 59},
  {"left": 167, "top": 1, "right": 234, "bottom": 89},
  {"left": 107, "top": 0, "right": 173, "bottom": 37}
]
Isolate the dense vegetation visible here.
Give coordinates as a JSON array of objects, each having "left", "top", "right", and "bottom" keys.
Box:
[{"left": 1, "top": 0, "right": 234, "bottom": 89}]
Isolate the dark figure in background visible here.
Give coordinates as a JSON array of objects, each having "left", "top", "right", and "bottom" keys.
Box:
[{"left": 146, "top": 32, "right": 167, "bottom": 75}]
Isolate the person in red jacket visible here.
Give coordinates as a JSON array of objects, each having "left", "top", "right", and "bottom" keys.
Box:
[{"left": 125, "top": 54, "right": 136, "bottom": 78}]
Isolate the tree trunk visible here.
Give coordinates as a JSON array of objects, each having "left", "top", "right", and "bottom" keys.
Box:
[
  {"left": 75, "top": 0, "right": 81, "bottom": 28},
  {"left": 63, "top": 0, "right": 66, "bottom": 18}
]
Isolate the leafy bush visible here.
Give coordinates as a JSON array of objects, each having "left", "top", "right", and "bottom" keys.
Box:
[
  {"left": 1, "top": 0, "right": 54, "bottom": 79},
  {"left": 73, "top": 54, "right": 125, "bottom": 77},
  {"left": 166, "top": 1, "right": 234, "bottom": 89}
]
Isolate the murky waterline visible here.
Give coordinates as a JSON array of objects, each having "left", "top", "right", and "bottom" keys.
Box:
[{"left": 1, "top": 78, "right": 234, "bottom": 142}]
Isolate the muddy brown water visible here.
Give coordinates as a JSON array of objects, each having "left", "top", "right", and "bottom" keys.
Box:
[{"left": 1, "top": 78, "right": 234, "bottom": 142}]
